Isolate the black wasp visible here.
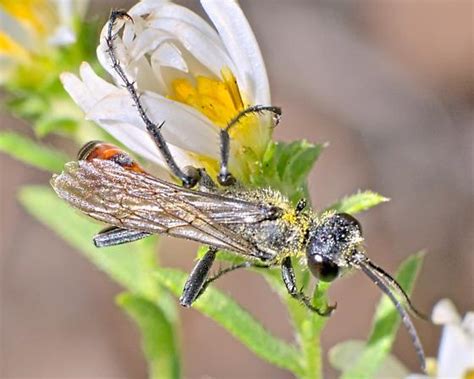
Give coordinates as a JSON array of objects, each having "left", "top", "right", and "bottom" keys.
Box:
[{"left": 51, "top": 10, "right": 428, "bottom": 372}]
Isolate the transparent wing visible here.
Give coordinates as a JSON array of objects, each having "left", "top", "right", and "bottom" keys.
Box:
[{"left": 51, "top": 159, "right": 279, "bottom": 258}]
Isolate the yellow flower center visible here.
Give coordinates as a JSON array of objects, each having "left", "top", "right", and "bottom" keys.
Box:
[
  {"left": 170, "top": 67, "right": 246, "bottom": 128},
  {"left": 465, "top": 368, "right": 474, "bottom": 379},
  {"left": 169, "top": 68, "right": 267, "bottom": 181},
  {"left": 0, "top": 32, "right": 30, "bottom": 61},
  {"left": 0, "top": 0, "right": 56, "bottom": 37}
]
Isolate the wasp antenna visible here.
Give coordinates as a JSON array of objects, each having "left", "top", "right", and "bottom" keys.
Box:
[
  {"left": 366, "top": 260, "right": 429, "bottom": 321},
  {"left": 359, "top": 260, "right": 426, "bottom": 373}
]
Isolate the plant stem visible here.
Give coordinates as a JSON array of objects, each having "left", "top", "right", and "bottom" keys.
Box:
[{"left": 297, "top": 282, "right": 331, "bottom": 379}]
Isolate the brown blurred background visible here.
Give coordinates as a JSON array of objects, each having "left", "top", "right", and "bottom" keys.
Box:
[{"left": 1, "top": 1, "right": 473, "bottom": 378}]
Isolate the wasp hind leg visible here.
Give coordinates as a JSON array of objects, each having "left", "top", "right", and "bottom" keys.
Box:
[
  {"left": 281, "top": 257, "right": 336, "bottom": 317},
  {"left": 218, "top": 105, "right": 282, "bottom": 186},
  {"left": 106, "top": 10, "right": 200, "bottom": 188},
  {"left": 180, "top": 248, "right": 273, "bottom": 306},
  {"left": 180, "top": 247, "right": 218, "bottom": 307}
]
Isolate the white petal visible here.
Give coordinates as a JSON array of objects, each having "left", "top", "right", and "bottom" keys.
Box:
[
  {"left": 60, "top": 62, "right": 118, "bottom": 113},
  {"left": 60, "top": 72, "right": 92, "bottom": 111},
  {"left": 96, "top": 119, "right": 199, "bottom": 170},
  {"left": 133, "top": 54, "right": 164, "bottom": 93},
  {"left": 437, "top": 323, "right": 474, "bottom": 379},
  {"left": 135, "top": 2, "right": 227, "bottom": 78},
  {"left": 86, "top": 91, "right": 220, "bottom": 158},
  {"left": 144, "top": 17, "right": 234, "bottom": 79},
  {"left": 152, "top": 42, "right": 188, "bottom": 72},
  {"left": 432, "top": 299, "right": 462, "bottom": 325},
  {"left": 49, "top": 0, "right": 87, "bottom": 45},
  {"left": 127, "top": 0, "right": 170, "bottom": 18},
  {"left": 127, "top": 28, "right": 171, "bottom": 62},
  {"left": 48, "top": 25, "right": 75, "bottom": 45},
  {"left": 463, "top": 312, "right": 474, "bottom": 335},
  {"left": 201, "top": 0, "right": 270, "bottom": 105},
  {"left": 144, "top": 3, "right": 222, "bottom": 46}
]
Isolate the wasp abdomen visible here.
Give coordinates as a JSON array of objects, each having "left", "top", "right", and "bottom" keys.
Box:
[{"left": 77, "top": 141, "right": 145, "bottom": 173}]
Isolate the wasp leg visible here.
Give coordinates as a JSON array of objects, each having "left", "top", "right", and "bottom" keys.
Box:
[
  {"left": 93, "top": 226, "right": 151, "bottom": 247},
  {"left": 180, "top": 247, "right": 218, "bottom": 307},
  {"left": 106, "top": 10, "right": 200, "bottom": 188},
  {"left": 218, "top": 105, "right": 282, "bottom": 186},
  {"left": 281, "top": 256, "right": 335, "bottom": 317},
  {"left": 194, "top": 260, "right": 273, "bottom": 302}
]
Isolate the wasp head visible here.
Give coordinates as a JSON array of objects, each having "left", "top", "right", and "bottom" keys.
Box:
[{"left": 306, "top": 213, "right": 363, "bottom": 282}]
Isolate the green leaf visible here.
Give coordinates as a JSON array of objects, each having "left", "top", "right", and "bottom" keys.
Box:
[
  {"left": 18, "top": 186, "right": 159, "bottom": 298},
  {"left": 329, "top": 340, "right": 409, "bottom": 378},
  {"left": 35, "top": 117, "right": 78, "bottom": 137},
  {"left": 339, "top": 252, "right": 425, "bottom": 379},
  {"left": 154, "top": 267, "right": 304, "bottom": 377},
  {"left": 5, "top": 95, "right": 48, "bottom": 118},
  {"left": 275, "top": 141, "right": 306, "bottom": 178},
  {"left": 283, "top": 141, "right": 326, "bottom": 185},
  {"left": 0, "top": 132, "right": 70, "bottom": 172},
  {"left": 117, "top": 293, "right": 180, "bottom": 379},
  {"left": 254, "top": 140, "right": 326, "bottom": 204},
  {"left": 326, "top": 190, "right": 389, "bottom": 214}
]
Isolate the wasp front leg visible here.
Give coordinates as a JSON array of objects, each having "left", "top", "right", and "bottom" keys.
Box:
[
  {"left": 105, "top": 10, "right": 201, "bottom": 188},
  {"left": 281, "top": 256, "right": 336, "bottom": 317},
  {"left": 218, "top": 105, "right": 282, "bottom": 186}
]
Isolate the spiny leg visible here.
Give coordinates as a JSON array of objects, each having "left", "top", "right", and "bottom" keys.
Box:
[
  {"left": 106, "top": 10, "right": 200, "bottom": 188},
  {"left": 218, "top": 105, "right": 282, "bottom": 186},
  {"left": 281, "top": 256, "right": 335, "bottom": 316},
  {"left": 180, "top": 247, "right": 218, "bottom": 307}
]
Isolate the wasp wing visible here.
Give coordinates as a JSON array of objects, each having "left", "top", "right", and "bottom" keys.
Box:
[{"left": 51, "top": 159, "right": 279, "bottom": 258}]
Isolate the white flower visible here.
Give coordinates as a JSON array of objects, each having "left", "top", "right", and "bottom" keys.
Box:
[
  {"left": 60, "top": 0, "right": 272, "bottom": 182},
  {"left": 0, "top": 0, "right": 88, "bottom": 79},
  {"left": 407, "top": 299, "right": 474, "bottom": 379}
]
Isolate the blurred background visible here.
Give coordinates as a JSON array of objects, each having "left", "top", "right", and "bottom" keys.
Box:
[{"left": 1, "top": 0, "right": 472, "bottom": 378}]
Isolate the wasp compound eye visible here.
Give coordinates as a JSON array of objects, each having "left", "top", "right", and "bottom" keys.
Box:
[{"left": 307, "top": 254, "right": 340, "bottom": 282}]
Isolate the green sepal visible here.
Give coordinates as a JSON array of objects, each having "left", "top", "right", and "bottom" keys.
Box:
[{"left": 252, "top": 140, "right": 326, "bottom": 204}]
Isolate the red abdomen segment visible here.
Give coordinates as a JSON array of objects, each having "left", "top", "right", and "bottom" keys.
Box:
[{"left": 77, "top": 141, "right": 145, "bottom": 173}]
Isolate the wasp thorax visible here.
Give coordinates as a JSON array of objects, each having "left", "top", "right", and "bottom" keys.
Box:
[{"left": 306, "top": 213, "right": 363, "bottom": 282}]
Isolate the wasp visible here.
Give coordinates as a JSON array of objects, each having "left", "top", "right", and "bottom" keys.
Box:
[{"left": 51, "top": 10, "right": 428, "bottom": 372}]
